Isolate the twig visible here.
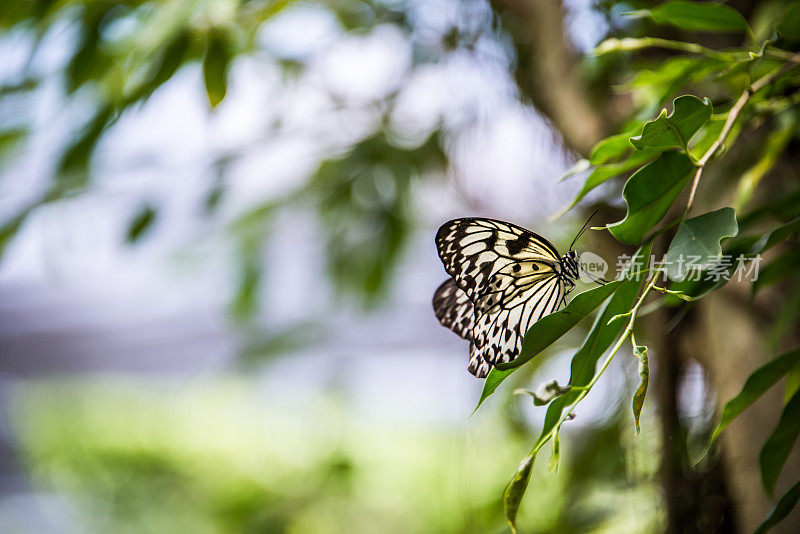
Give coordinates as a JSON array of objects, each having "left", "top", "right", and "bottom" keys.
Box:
[
  {"left": 685, "top": 53, "right": 800, "bottom": 213},
  {"left": 527, "top": 274, "right": 660, "bottom": 456},
  {"left": 594, "top": 37, "right": 734, "bottom": 60}
]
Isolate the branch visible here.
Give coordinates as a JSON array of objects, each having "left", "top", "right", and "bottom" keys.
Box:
[
  {"left": 594, "top": 37, "right": 733, "bottom": 60},
  {"left": 686, "top": 53, "right": 800, "bottom": 212},
  {"left": 528, "top": 273, "right": 659, "bottom": 456}
]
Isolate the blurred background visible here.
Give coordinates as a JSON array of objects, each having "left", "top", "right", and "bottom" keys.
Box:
[{"left": 0, "top": 1, "right": 796, "bottom": 533}]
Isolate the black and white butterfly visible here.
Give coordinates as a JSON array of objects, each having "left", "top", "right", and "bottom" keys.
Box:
[{"left": 433, "top": 217, "right": 593, "bottom": 378}]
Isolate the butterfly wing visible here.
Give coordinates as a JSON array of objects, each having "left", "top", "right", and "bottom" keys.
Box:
[
  {"left": 436, "top": 218, "right": 563, "bottom": 300},
  {"left": 434, "top": 218, "right": 569, "bottom": 376},
  {"left": 433, "top": 278, "right": 491, "bottom": 377},
  {"left": 469, "top": 269, "right": 565, "bottom": 371},
  {"left": 433, "top": 278, "right": 474, "bottom": 341}
]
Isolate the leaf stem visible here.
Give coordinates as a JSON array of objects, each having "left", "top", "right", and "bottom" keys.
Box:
[
  {"left": 529, "top": 274, "right": 660, "bottom": 456},
  {"left": 595, "top": 37, "right": 733, "bottom": 60},
  {"left": 685, "top": 53, "right": 800, "bottom": 213}
]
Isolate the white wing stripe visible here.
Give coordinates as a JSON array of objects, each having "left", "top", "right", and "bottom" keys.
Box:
[{"left": 434, "top": 218, "right": 577, "bottom": 376}]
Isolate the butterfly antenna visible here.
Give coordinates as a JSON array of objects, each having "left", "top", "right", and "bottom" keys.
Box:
[
  {"left": 579, "top": 264, "right": 609, "bottom": 285},
  {"left": 570, "top": 209, "right": 599, "bottom": 250}
]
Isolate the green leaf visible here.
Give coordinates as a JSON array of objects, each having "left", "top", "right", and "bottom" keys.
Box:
[
  {"left": 535, "top": 277, "right": 644, "bottom": 443},
  {"left": 760, "top": 387, "right": 800, "bottom": 494},
  {"left": 711, "top": 348, "right": 800, "bottom": 443},
  {"left": 754, "top": 478, "right": 800, "bottom": 534},
  {"left": 589, "top": 131, "right": 636, "bottom": 165},
  {"left": 514, "top": 381, "right": 571, "bottom": 406},
  {"left": 627, "top": 1, "right": 750, "bottom": 34},
  {"left": 688, "top": 116, "right": 726, "bottom": 159},
  {"left": 0, "top": 127, "right": 27, "bottom": 159},
  {"left": 125, "top": 205, "right": 157, "bottom": 243},
  {"left": 626, "top": 56, "right": 730, "bottom": 118},
  {"left": 536, "top": 245, "right": 652, "bottom": 443},
  {"left": 473, "top": 281, "right": 625, "bottom": 412},
  {"left": 777, "top": 3, "right": 800, "bottom": 44},
  {"left": 549, "top": 433, "right": 560, "bottom": 473},
  {"left": 608, "top": 152, "right": 694, "bottom": 245},
  {"left": 474, "top": 368, "right": 513, "bottom": 413},
  {"left": 632, "top": 344, "right": 649, "bottom": 434},
  {"left": 767, "top": 283, "right": 800, "bottom": 353},
  {"left": 203, "top": 31, "right": 232, "bottom": 109},
  {"left": 751, "top": 218, "right": 800, "bottom": 254},
  {"left": 754, "top": 249, "right": 800, "bottom": 295},
  {"left": 0, "top": 211, "right": 28, "bottom": 262},
  {"left": 630, "top": 95, "right": 712, "bottom": 150},
  {"left": 662, "top": 235, "right": 760, "bottom": 306},
  {"left": 559, "top": 158, "right": 591, "bottom": 182},
  {"left": 230, "top": 224, "right": 271, "bottom": 322},
  {"left": 664, "top": 207, "right": 739, "bottom": 280},
  {"left": 787, "top": 363, "right": 800, "bottom": 402},
  {"left": 66, "top": 10, "right": 105, "bottom": 93},
  {"left": 504, "top": 453, "right": 535, "bottom": 534},
  {"left": 499, "top": 244, "right": 651, "bottom": 520},
  {"left": 499, "top": 281, "right": 625, "bottom": 370},
  {"left": 562, "top": 149, "right": 658, "bottom": 214},
  {"left": 57, "top": 105, "right": 114, "bottom": 180},
  {"left": 127, "top": 30, "right": 192, "bottom": 103},
  {"left": 739, "top": 188, "right": 800, "bottom": 228}
]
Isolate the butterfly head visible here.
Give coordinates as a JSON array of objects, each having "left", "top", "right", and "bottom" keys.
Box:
[
  {"left": 562, "top": 210, "right": 599, "bottom": 284},
  {"left": 561, "top": 250, "right": 580, "bottom": 281}
]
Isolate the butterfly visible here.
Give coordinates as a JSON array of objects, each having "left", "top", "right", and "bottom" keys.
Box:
[{"left": 433, "top": 216, "right": 595, "bottom": 378}]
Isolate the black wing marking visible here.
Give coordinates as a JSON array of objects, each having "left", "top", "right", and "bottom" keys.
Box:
[
  {"left": 435, "top": 218, "right": 562, "bottom": 301},
  {"left": 470, "top": 274, "right": 564, "bottom": 370},
  {"left": 434, "top": 218, "right": 575, "bottom": 377},
  {"left": 433, "top": 278, "right": 474, "bottom": 341},
  {"left": 433, "top": 278, "right": 490, "bottom": 378}
]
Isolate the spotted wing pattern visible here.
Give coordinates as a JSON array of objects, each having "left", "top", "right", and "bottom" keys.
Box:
[
  {"left": 436, "top": 218, "right": 563, "bottom": 301},
  {"left": 433, "top": 278, "right": 474, "bottom": 341},
  {"left": 433, "top": 278, "right": 491, "bottom": 377},
  {"left": 433, "top": 218, "right": 571, "bottom": 377}
]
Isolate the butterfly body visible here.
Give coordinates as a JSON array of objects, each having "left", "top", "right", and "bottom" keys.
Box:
[{"left": 433, "top": 218, "right": 581, "bottom": 378}]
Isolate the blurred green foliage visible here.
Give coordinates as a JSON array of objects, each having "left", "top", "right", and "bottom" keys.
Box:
[
  {"left": 10, "top": 379, "right": 662, "bottom": 534},
  {"left": 0, "top": 0, "right": 451, "bottom": 309},
  {"left": 308, "top": 131, "right": 445, "bottom": 299},
  {"left": 4, "top": 0, "right": 800, "bottom": 532}
]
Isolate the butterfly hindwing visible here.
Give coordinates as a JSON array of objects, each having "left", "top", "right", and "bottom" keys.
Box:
[
  {"left": 433, "top": 278, "right": 491, "bottom": 378},
  {"left": 432, "top": 278, "right": 474, "bottom": 341}
]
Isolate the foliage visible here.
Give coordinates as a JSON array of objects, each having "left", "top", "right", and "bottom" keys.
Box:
[
  {"left": 631, "top": 340, "right": 649, "bottom": 435},
  {"left": 467, "top": 2, "right": 800, "bottom": 531},
  {"left": 0, "top": 0, "right": 450, "bottom": 309},
  {"left": 755, "top": 479, "right": 800, "bottom": 534},
  {"left": 710, "top": 348, "right": 800, "bottom": 444},
  {"left": 626, "top": 1, "right": 751, "bottom": 35},
  {"left": 473, "top": 280, "right": 625, "bottom": 412},
  {"left": 10, "top": 379, "right": 663, "bottom": 534},
  {"left": 3, "top": 0, "right": 800, "bottom": 532},
  {"left": 663, "top": 207, "right": 739, "bottom": 280},
  {"left": 629, "top": 95, "right": 711, "bottom": 151}
]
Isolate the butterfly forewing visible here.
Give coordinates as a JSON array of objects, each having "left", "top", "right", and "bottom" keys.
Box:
[
  {"left": 435, "top": 218, "right": 562, "bottom": 300},
  {"left": 470, "top": 274, "right": 564, "bottom": 372},
  {"left": 433, "top": 218, "right": 573, "bottom": 377}
]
